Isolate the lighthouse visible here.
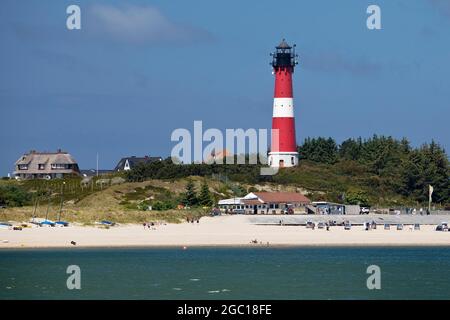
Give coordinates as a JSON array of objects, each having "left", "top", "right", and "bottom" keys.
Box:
[{"left": 268, "top": 39, "right": 299, "bottom": 168}]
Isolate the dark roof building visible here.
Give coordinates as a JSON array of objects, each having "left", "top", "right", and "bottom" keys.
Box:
[{"left": 114, "top": 156, "right": 162, "bottom": 171}]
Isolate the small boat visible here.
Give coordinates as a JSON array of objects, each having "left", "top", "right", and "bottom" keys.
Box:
[
  {"left": 101, "top": 220, "right": 115, "bottom": 226},
  {"left": 55, "top": 221, "right": 69, "bottom": 227},
  {"left": 0, "top": 222, "right": 12, "bottom": 227},
  {"left": 317, "top": 222, "right": 326, "bottom": 229},
  {"left": 40, "top": 220, "right": 55, "bottom": 227},
  {"left": 436, "top": 222, "right": 448, "bottom": 231},
  {"left": 396, "top": 224, "right": 404, "bottom": 231}
]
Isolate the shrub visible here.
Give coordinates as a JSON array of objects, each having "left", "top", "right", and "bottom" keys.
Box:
[{"left": 0, "top": 185, "right": 32, "bottom": 207}]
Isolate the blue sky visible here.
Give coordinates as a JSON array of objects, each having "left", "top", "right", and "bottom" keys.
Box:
[{"left": 0, "top": 0, "right": 449, "bottom": 174}]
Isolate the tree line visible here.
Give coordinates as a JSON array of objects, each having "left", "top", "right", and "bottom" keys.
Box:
[
  {"left": 124, "top": 135, "right": 449, "bottom": 206},
  {"left": 298, "top": 136, "right": 449, "bottom": 204}
]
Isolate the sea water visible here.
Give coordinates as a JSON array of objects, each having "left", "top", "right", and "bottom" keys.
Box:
[{"left": 0, "top": 247, "right": 449, "bottom": 300}]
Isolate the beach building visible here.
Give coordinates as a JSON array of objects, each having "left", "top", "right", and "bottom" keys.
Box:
[
  {"left": 217, "top": 197, "right": 245, "bottom": 214},
  {"left": 218, "top": 192, "right": 311, "bottom": 215},
  {"left": 14, "top": 149, "right": 80, "bottom": 180},
  {"left": 114, "top": 156, "right": 162, "bottom": 171},
  {"left": 311, "top": 201, "right": 359, "bottom": 215}
]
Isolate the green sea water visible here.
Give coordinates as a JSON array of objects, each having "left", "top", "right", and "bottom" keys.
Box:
[{"left": 0, "top": 247, "right": 449, "bottom": 300}]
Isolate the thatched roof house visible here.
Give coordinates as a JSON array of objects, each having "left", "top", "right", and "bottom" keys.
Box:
[{"left": 14, "top": 149, "right": 80, "bottom": 179}]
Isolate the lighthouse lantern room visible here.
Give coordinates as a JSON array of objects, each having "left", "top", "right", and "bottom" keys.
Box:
[{"left": 268, "top": 39, "right": 299, "bottom": 168}]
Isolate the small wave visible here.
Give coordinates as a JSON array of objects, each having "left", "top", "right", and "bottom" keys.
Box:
[
  {"left": 221, "top": 289, "right": 231, "bottom": 292},
  {"left": 172, "top": 287, "right": 182, "bottom": 291},
  {"left": 190, "top": 278, "right": 200, "bottom": 281},
  {"left": 208, "top": 290, "right": 220, "bottom": 293}
]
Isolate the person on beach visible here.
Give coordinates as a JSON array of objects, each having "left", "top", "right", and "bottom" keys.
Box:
[{"left": 143, "top": 223, "right": 146, "bottom": 229}]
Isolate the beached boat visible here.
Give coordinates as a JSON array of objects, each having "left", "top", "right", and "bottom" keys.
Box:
[
  {"left": 101, "top": 220, "right": 116, "bottom": 226},
  {"left": 397, "top": 224, "right": 404, "bottom": 230},
  {"left": 435, "top": 222, "right": 448, "bottom": 231},
  {"left": 0, "top": 222, "right": 12, "bottom": 227},
  {"left": 40, "top": 220, "right": 55, "bottom": 227}
]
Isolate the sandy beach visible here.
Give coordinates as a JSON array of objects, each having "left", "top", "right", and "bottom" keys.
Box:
[{"left": 0, "top": 215, "right": 449, "bottom": 248}]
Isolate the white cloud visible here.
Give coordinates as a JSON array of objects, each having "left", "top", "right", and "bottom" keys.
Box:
[{"left": 89, "top": 4, "right": 213, "bottom": 45}]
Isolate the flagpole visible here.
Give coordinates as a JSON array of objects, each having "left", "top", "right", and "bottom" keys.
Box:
[
  {"left": 428, "top": 185, "right": 433, "bottom": 213},
  {"left": 96, "top": 153, "right": 99, "bottom": 177}
]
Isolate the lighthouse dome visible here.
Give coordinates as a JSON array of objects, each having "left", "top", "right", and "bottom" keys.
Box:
[{"left": 277, "top": 39, "right": 291, "bottom": 49}]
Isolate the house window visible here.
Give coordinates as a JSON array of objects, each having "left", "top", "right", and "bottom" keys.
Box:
[
  {"left": 291, "top": 157, "right": 294, "bottom": 165},
  {"left": 38, "top": 164, "right": 45, "bottom": 170},
  {"left": 18, "top": 164, "right": 28, "bottom": 170},
  {"left": 51, "top": 163, "right": 68, "bottom": 170}
]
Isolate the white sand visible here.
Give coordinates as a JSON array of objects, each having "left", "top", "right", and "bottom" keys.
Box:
[{"left": 0, "top": 215, "right": 449, "bottom": 248}]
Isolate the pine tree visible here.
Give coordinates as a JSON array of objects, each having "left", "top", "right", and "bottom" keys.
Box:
[
  {"left": 198, "top": 181, "right": 213, "bottom": 206},
  {"left": 182, "top": 180, "right": 198, "bottom": 207}
]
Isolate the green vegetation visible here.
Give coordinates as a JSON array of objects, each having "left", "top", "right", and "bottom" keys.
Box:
[
  {"left": 126, "top": 157, "right": 264, "bottom": 184},
  {"left": 1, "top": 135, "right": 448, "bottom": 224},
  {"left": 126, "top": 135, "right": 449, "bottom": 207},
  {"left": 182, "top": 179, "right": 198, "bottom": 207},
  {"left": 345, "top": 189, "right": 370, "bottom": 207},
  {"left": 198, "top": 180, "right": 213, "bottom": 206},
  {"left": 0, "top": 185, "right": 31, "bottom": 207}
]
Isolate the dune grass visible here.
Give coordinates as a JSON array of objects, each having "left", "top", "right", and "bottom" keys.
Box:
[{"left": 0, "top": 206, "right": 208, "bottom": 224}]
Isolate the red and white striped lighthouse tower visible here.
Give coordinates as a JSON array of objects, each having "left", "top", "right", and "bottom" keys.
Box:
[{"left": 268, "top": 39, "right": 299, "bottom": 168}]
